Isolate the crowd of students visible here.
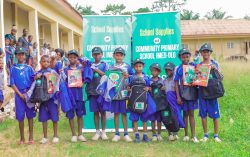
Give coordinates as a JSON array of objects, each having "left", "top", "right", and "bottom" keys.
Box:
[{"left": 0, "top": 27, "right": 224, "bottom": 145}]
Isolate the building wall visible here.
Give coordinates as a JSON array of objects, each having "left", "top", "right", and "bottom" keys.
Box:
[
  {"left": 182, "top": 37, "right": 250, "bottom": 59},
  {"left": 3, "top": 1, "right": 12, "bottom": 34},
  {"left": 17, "top": 7, "right": 29, "bottom": 37}
]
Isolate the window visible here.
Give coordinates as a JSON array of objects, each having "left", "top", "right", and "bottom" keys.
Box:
[
  {"left": 182, "top": 44, "right": 188, "bottom": 49},
  {"left": 227, "top": 42, "right": 234, "bottom": 49}
]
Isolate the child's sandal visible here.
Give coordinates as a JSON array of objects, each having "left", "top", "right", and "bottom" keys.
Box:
[
  {"left": 28, "top": 140, "right": 35, "bottom": 145},
  {"left": 18, "top": 140, "right": 25, "bottom": 145}
]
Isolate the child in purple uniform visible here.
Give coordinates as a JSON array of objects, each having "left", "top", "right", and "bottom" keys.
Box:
[
  {"left": 149, "top": 63, "right": 164, "bottom": 141},
  {"left": 63, "top": 49, "right": 87, "bottom": 143},
  {"left": 174, "top": 48, "right": 199, "bottom": 143},
  {"left": 54, "top": 48, "right": 64, "bottom": 74},
  {"left": 87, "top": 47, "right": 109, "bottom": 140},
  {"left": 9, "top": 47, "right": 36, "bottom": 145},
  {"left": 110, "top": 47, "right": 133, "bottom": 142},
  {"left": 198, "top": 43, "right": 223, "bottom": 142},
  {"left": 36, "top": 55, "right": 60, "bottom": 144},
  {"left": 128, "top": 59, "right": 151, "bottom": 143}
]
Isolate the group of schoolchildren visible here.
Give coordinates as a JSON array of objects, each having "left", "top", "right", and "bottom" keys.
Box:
[{"left": 6, "top": 42, "right": 224, "bottom": 145}]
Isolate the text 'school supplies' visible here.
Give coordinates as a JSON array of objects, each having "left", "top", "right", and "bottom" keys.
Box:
[
  {"left": 183, "top": 64, "right": 211, "bottom": 87},
  {"left": 68, "top": 69, "right": 83, "bottom": 88}
]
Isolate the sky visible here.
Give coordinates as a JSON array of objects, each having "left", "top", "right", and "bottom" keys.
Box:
[{"left": 68, "top": 0, "right": 250, "bottom": 18}]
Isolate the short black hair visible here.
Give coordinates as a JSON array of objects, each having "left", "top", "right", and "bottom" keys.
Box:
[
  {"left": 40, "top": 55, "right": 50, "bottom": 62},
  {"left": 55, "top": 48, "right": 64, "bottom": 57}
]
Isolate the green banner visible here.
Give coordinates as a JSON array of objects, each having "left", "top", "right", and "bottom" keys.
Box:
[
  {"left": 132, "top": 12, "right": 181, "bottom": 79},
  {"left": 83, "top": 15, "right": 132, "bottom": 131}
]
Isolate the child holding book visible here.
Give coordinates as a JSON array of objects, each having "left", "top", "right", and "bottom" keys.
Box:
[
  {"left": 198, "top": 43, "right": 224, "bottom": 142},
  {"left": 174, "top": 48, "right": 199, "bottom": 143}
]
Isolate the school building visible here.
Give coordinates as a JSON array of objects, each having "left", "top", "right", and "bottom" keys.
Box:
[
  {"left": 0, "top": 0, "right": 83, "bottom": 54},
  {"left": 181, "top": 19, "right": 250, "bottom": 60}
]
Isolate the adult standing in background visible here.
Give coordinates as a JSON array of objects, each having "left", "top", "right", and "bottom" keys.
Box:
[
  {"left": 41, "top": 42, "right": 49, "bottom": 56},
  {"left": 5, "top": 25, "right": 17, "bottom": 45},
  {"left": 18, "top": 28, "right": 29, "bottom": 63}
]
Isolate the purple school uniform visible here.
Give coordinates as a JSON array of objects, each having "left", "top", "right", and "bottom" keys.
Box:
[
  {"left": 199, "top": 60, "right": 221, "bottom": 119},
  {"left": 0, "top": 69, "right": 4, "bottom": 103},
  {"left": 37, "top": 68, "right": 59, "bottom": 122},
  {"left": 54, "top": 60, "right": 63, "bottom": 74},
  {"left": 109, "top": 62, "right": 134, "bottom": 114},
  {"left": 165, "top": 77, "right": 185, "bottom": 128},
  {"left": 64, "top": 65, "right": 86, "bottom": 119},
  {"left": 149, "top": 77, "right": 164, "bottom": 122},
  {"left": 88, "top": 62, "right": 108, "bottom": 112},
  {"left": 129, "top": 74, "right": 151, "bottom": 122},
  {"left": 174, "top": 63, "right": 198, "bottom": 111},
  {"left": 9, "top": 64, "right": 36, "bottom": 121}
]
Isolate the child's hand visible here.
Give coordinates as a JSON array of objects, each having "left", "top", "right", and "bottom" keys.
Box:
[
  {"left": 211, "top": 64, "right": 217, "bottom": 70},
  {"left": 143, "top": 87, "right": 149, "bottom": 91},
  {"left": 19, "top": 94, "right": 26, "bottom": 101},
  {"left": 148, "top": 87, "right": 152, "bottom": 92},
  {"left": 161, "top": 86, "right": 165, "bottom": 91},
  {"left": 177, "top": 96, "right": 183, "bottom": 105},
  {"left": 35, "top": 73, "right": 42, "bottom": 80},
  {"left": 123, "top": 73, "right": 129, "bottom": 79},
  {"left": 127, "top": 86, "right": 131, "bottom": 92}
]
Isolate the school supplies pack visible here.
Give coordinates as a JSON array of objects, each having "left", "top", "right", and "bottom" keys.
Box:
[
  {"left": 30, "top": 75, "right": 50, "bottom": 103},
  {"left": 150, "top": 82, "right": 168, "bottom": 111}
]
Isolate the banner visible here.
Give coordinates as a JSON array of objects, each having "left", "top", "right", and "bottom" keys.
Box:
[
  {"left": 83, "top": 15, "right": 132, "bottom": 64},
  {"left": 132, "top": 12, "right": 181, "bottom": 79},
  {"left": 83, "top": 15, "right": 132, "bottom": 131}
]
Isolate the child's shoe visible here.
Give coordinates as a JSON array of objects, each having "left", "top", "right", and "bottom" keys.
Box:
[
  {"left": 191, "top": 137, "right": 199, "bottom": 143},
  {"left": 157, "top": 134, "right": 163, "bottom": 141},
  {"left": 134, "top": 134, "right": 140, "bottom": 143},
  {"left": 124, "top": 135, "right": 132, "bottom": 142},
  {"left": 200, "top": 136, "right": 209, "bottom": 142},
  {"left": 174, "top": 135, "right": 179, "bottom": 140},
  {"left": 214, "top": 137, "right": 222, "bottom": 143},
  {"left": 142, "top": 134, "right": 150, "bottom": 143},
  {"left": 152, "top": 134, "right": 157, "bottom": 141},
  {"left": 169, "top": 134, "right": 175, "bottom": 141},
  {"left": 40, "top": 138, "right": 49, "bottom": 144},
  {"left": 112, "top": 135, "right": 120, "bottom": 142},
  {"left": 92, "top": 133, "right": 101, "bottom": 141},
  {"left": 71, "top": 136, "right": 77, "bottom": 143},
  {"left": 183, "top": 136, "right": 189, "bottom": 141},
  {"left": 78, "top": 135, "right": 87, "bottom": 142},
  {"left": 101, "top": 132, "right": 109, "bottom": 140},
  {"left": 52, "top": 137, "right": 59, "bottom": 144}
]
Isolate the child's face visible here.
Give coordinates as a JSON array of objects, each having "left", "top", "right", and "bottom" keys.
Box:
[
  {"left": 151, "top": 68, "right": 160, "bottom": 77},
  {"left": 113, "top": 53, "right": 124, "bottom": 63},
  {"left": 68, "top": 54, "right": 78, "bottom": 65},
  {"left": 180, "top": 53, "right": 191, "bottom": 65},
  {"left": 16, "top": 53, "right": 25, "bottom": 63},
  {"left": 33, "top": 43, "right": 37, "bottom": 48},
  {"left": 134, "top": 63, "right": 144, "bottom": 73},
  {"left": 201, "top": 50, "right": 211, "bottom": 60},
  {"left": 56, "top": 52, "right": 62, "bottom": 59},
  {"left": 92, "top": 53, "right": 102, "bottom": 62},
  {"left": 5, "top": 39, "right": 10, "bottom": 45},
  {"left": 28, "top": 36, "right": 33, "bottom": 42},
  {"left": 40, "top": 57, "right": 50, "bottom": 69},
  {"left": 165, "top": 69, "right": 173, "bottom": 77}
]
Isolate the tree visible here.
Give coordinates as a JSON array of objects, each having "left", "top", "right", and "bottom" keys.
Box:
[
  {"left": 74, "top": 3, "right": 98, "bottom": 16},
  {"left": 181, "top": 9, "right": 200, "bottom": 20},
  {"left": 204, "top": 8, "right": 232, "bottom": 19},
  {"left": 151, "top": 0, "right": 186, "bottom": 12},
  {"left": 134, "top": 7, "right": 151, "bottom": 13},
  {"left": 101, "top": 4, "right": 126, "bottom": 15},
  {"left": 244, "top": 14, "right": 250, "bottom": 20}
]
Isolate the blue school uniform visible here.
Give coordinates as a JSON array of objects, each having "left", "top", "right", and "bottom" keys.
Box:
[
  {"left": 174, "top": 63, "right": 198, "bottom": 111},
  {"left": 0, "top": 69, "right": 4, "bottom": 103},
  {"left": 109, "top": 62, "right": 134, "bottom": 114},
  {"left": 198, "top": 60, "right": 221, "bottom": 119},
  {"left": 88, "top": 61, "right": 108, "bottom": 112},
  {"left": 9, "top": 64, "right": 36, "bottom": 121},
  {"left": 128, "top": 74, "right": 152, "bottom": 122},
  {"left": 37, "top": 68, "right": 59, "bottom": 122},
  {"left": 63, "top": 64, "right": 86, "bottom": 119},
  {"left": 149, "top": 77, "right": 164, "bottom": 122},
  {"left": 54, "top": 60, "right": 63, "bottom": 74}
]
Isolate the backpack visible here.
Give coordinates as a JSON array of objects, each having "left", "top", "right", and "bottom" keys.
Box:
[
  {"left": 30, "top": 75, "right": 50, "bottom": 103},
  {"left": 179, "top": 83, "right": 198, "bottom": 101},
  {"left": 86, "top": 72, "right": 101, "bottom": 96},
  {"left": 150, "top": 82, "right": 168, "bottom": 111},
  {"left": 161, "top": 105, "right": 180, "bottom": 132},
  {"left": 128, "top": 77, "right": 148, "bottom": 114},
  {"left": 200, "top": 69, "right": 224, "bottom": 99}
]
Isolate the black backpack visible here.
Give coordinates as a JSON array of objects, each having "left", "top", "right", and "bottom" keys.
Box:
[
  {"left": 150, "top": 82, "right": 168, "bottom": 111},
  {"left": 86, "top": 72, "right": 101, "bottom": 97},
  {"left": 30, "top": 75, "right": 50, "bottom": 103},
  {"left": 128, "top": 77, "right": 148, "bottom": 114},
  {"left": 161, "top": 105, "right": 180, "bottom": 132},
  {"left": 200, "top": 69, "right": 225, "bottom": 99}
]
